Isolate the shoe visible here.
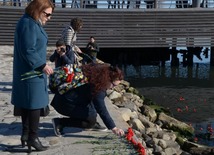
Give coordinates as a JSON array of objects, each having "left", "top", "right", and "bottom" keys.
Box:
[
  {"left": 52, "top": 118, "right": 64, "bottom": 137},
  {"left": 27, "top": 137, "right": 49, "bottom": 153},
  {"left": 20, "top": 134, "right": 28, "bottom": 148},
  {"left": 21, "top": 134, "right": 48, "bottom": 149},
  {"left": 85, "top": 122, "right": 108, "bottom": 131}
]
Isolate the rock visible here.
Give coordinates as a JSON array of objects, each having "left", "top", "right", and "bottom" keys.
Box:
[
  {"left": 158, "top": 112, "right": 194, "bottom": 136},
  {"left": 123, "top": 101, "right": 139, "bottom": 112},
  {"left": 129, "top": 118, "right": 145, "bottom": 133},
  {"left": 113, "top": 84, "right": 125, "bottom": 93},
  {"left": 119, "top": 108, "right": 132, "bottom": 121},
  {"left": 106, "top": 89, "right": 114, "bottom": 96},
  {"left": 112, "top": 96, "right": 125, "bottom": 107},
  {"left": 153, "top": 144, "right": 163, "bottom": 154},
  {"left": 127, "top": 86, "right": 140, "bottom": 96},
  {"left": 120, "top": 80, "right": 130, "bottom": 89},
  {"left": 182, "top": 140, "right": 208, "bottom": 152},
  {"left": 189, "top": 146, "right": 214, "bottom": 155},
  {"left": 138, "top": 113, "right": 155, "bottom": 128},
  {"left": 164, "top": 147, "right": 180, "bottom": 155},
  {"left": 122, "top": 92, "right": 134, "bottom": 99},
  {"left": 142, "top": 132, "right": 152, "bottom": 142},
  {"left": 146, "top": 126, "right": 162, "bottom": 135},
  {"left": 108, "top": 90, "right": 122, "bottom": 100},
  {"left": 180, "top": 151, "right": 192, "bottom": 155},
  {"left": 141, "top": 105, "right": 157, "bottom": 122},
  {"left": 158, "top": 139, "right": 168, "bottom": 149}
]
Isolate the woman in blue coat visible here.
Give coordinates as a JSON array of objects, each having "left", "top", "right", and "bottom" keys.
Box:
[{"left": 11, "top": 0, "right": 54, "bottom": 153}]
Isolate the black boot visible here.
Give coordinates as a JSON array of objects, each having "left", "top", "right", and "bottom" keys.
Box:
[
  {"left": 27, "top": 137, "right": 49, "bottom": 153},
  {"left": 52, "top": 118, "right": 64, "bottom": 137},
  {"left": 20, "top": 134, "right": 28, "bottom": 148},
  {"left": 20, "top": 108, "right": 29, "bottom": 147}
]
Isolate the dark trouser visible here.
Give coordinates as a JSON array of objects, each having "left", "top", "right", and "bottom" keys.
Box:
[
  {"left": 52, "top": 0, "right": 55, "bottom": 6},
  {"left": 21, "top": 109, "right": 40, "bottom": 140},
  {"left": 127, "top": 1, "right": 130, "bottom": 8},
  {"left": 83, "top": 55, "right": 96, "bottom": 64},
  {"left": 62, "top": 0, "right": 66, "bottom": 8},
  {"left": 13, "top": 0, "right": 21, "bottom": 6},
  {"left": 59, "top": 116, "right": 96, "bottom": 128}
]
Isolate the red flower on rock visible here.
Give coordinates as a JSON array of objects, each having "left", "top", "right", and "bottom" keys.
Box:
[
  {"left": 194, "top": 137, "right": 198, "bottom": 142},
  {"left": 179, "top": 97, "right": 185, "bottom": 101},
  {"left": 177, "top": 108, "right": 182, "bottom": 112},
  {"left": 125, "top": 127, "right": 146, "bottom": 155}
]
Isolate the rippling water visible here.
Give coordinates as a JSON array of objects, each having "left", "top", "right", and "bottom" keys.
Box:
[
  {"left": 124, "top": 61, "right": 214, "bottom": 146},
  {"left": 125, "top": 62, "right": 211, "bottom": 80}
]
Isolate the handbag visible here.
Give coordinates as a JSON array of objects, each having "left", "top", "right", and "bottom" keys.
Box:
[
  {"left": 49, "top": 64, "right": 88, "bottom": 94},
  {"left": 40, "top": 106, "right": 50, "bottom": 117},
  {"left": 13, "top": 106, "right": 50, "bottom": 117}
]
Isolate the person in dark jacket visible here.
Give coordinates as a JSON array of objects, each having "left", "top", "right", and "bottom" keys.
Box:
[
  {"left": 84, "top": 36, "right": 99, "bottom": 64},
  {"left": 49, "top": 39, "right": 75, "bottom": 68},
  {"left": 51, "top": 63, "right": 125, "bottom": 137},
  {"left": 11, "top": 0, "right": 54, "bottom": 153}
]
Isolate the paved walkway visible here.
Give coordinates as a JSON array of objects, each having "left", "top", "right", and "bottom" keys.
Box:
[{"left": 0, "top": 46, "right": 130, "bottom": 155}]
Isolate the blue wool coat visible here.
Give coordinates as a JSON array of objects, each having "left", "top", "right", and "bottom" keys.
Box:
[{"left": 11, "top": 14, "right": 49, "bottom": 109}]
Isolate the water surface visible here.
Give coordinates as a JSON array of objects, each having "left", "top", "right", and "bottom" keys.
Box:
[{"left": 124, "top": 62, "right": 214, "bottom": 146}]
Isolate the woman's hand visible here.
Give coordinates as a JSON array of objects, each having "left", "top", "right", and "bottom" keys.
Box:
[
  {"left": 112, "top": 127, "right": 125, "bottom": 136},
  {"left": 43, "top": 65, "right": 53, "bottom": 75}
]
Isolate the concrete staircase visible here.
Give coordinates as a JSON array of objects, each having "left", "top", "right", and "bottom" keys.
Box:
[{"left": 0, "top": 6, "right": 214, "bottom": 48}]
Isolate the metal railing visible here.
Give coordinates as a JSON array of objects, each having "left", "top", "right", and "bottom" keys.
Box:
[{"left": 0, "top": 0, "right": 213, "bottom": 9}]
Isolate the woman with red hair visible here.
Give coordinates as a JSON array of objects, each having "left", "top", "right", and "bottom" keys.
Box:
[{"left": 51, "top": 63, "right": 125, "bottom": 137}]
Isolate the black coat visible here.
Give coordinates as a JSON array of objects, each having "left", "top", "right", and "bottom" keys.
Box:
[
  {"left": 49, "top": 46, "right": 75, "bottom": 68},
  {"left": 51, "top": 84, "right": 116, "bottom": 129}
]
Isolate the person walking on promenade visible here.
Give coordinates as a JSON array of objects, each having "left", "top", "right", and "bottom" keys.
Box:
[
  {"left": 113, "top": 0, "right": 120, "bottom": 8},
  {"left": 71, "top": 0, "right": 79, "bottom": 8},
  {"left": 84, "top": 36, "right": 99, "bottom": 63},
  {"left": 144, "top": 0, "right": 154, "bottom": 8},
  {"left": 61, "top": 0, "right": 66, "bottom": 8},
  {"left": 136, "top": 0, "right": 141, "bottom": 8},
  {"left": 52, "top": 0, "right": 66, "bottom": 8},
  {"left": 107, "top": 0, "right": 114, "bottom": 8},
  {"left": 61, "top": 17, "right": 83, "bottom": 53},
  {"left": 51, "top": 63, "right": 125, "bottom": 137},
  {"left": 49, "top": 39, "right": 75, "bottom": 68},
  {"left": 11, "top": 0, "right": 54, "bottom": 153},
  {"left": 13, "top": 0, "right": 21, "bottom": 6},
  {"left": 61, "top": 17, "right": 83, "bottom": 64}
]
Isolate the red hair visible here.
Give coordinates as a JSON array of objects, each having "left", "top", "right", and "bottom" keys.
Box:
[
  {"left": 25, "top": 0, "right": 54, "bottom": 21},
  {"left": 81, "top": 63, "right": 123, "bottom": 96}
]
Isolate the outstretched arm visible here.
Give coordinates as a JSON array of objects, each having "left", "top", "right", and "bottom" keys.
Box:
[{"left": 93, "top": 91, "right": 124, "bottom": 136}]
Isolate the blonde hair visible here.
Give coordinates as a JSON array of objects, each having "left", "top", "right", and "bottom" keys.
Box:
[{"left": 25, "top": 0, "right": 54, "bottom": 21}]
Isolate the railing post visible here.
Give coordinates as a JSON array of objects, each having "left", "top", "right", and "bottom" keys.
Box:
[
  {"left": 210, "top": 47, "right": 214, "bottom": 66},
  {"left": 80, "top": 0, "right": 83, "bottom": 8},
  {"left": 192, "top": 0, "right": 201, "bottom": 8},
  {"left": 154, "top": 0, "right": 158, "bottom": 9}
]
